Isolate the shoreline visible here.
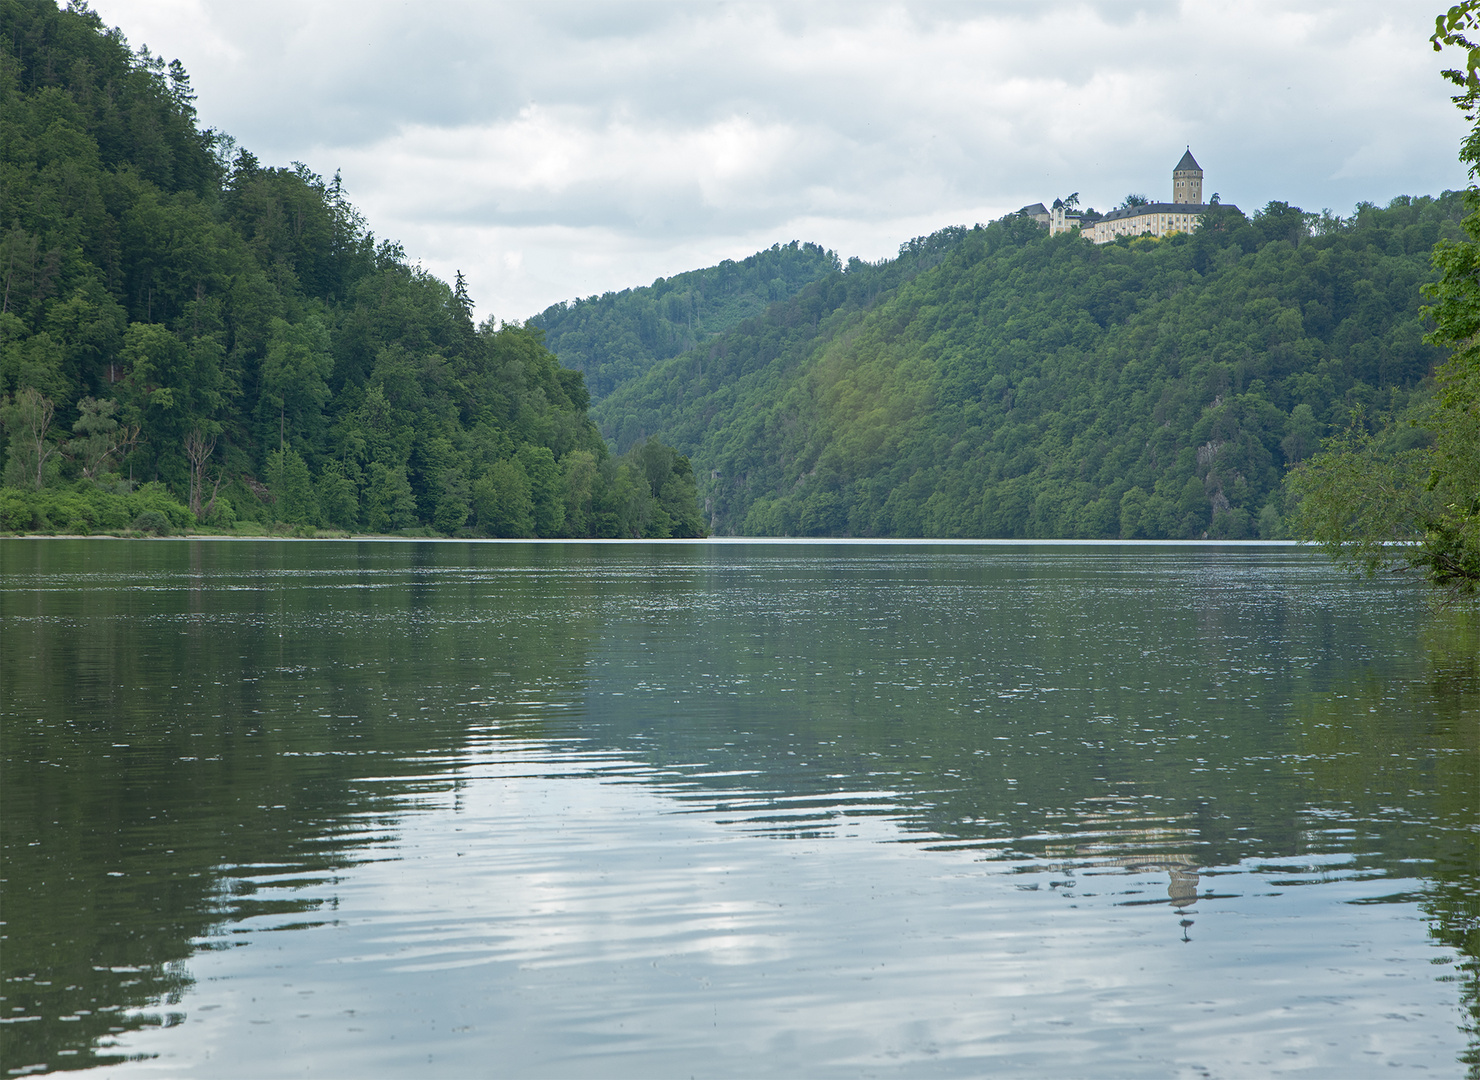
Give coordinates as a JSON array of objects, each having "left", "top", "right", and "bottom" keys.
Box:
[{"left": 1, "top": 533, "right": 1309, "bottom": 546}]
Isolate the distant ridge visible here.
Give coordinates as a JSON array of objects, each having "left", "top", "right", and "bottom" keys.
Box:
[{"left": 530, "top": 242, "right": 840, "bottom": 400}]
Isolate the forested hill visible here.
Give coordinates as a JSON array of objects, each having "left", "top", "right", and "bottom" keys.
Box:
[
  {"left": 530, "top": 241, "right": 841, "bottom": 400},
  {"left": 0, "top": 0, "right": 704, "bottom": 538},
  {"left": 594, "top": 199, "right": 1461, "bottom": 538}
]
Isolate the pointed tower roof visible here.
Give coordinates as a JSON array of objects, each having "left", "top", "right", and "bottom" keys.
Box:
[{"left": 1174, "top": 148, "right": 1202, "bottom": 173}]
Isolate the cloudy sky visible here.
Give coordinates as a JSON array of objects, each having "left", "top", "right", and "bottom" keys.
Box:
[{"left": 99, "top": 0, "right": 1470, "bottom": 322}]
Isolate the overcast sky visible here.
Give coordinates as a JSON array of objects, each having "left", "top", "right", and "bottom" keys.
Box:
[{"left": 97, "top": 0, "right": 1470, "bottom": 323}]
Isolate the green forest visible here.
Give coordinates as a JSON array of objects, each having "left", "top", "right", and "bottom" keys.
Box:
[
  {"left": 0, "top": 0, "right": 705, "bottom": 539},
  {"left": 3, "top": 0, "right": 1469, "bottom": 546},
  {"left": 531, "top": 240, "right": 841, "bottom": 401},
  {"left": 591, "top": 202, "right": 1462, "bottom": 538}
]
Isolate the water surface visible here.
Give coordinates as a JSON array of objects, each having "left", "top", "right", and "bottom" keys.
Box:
[{"left": 1, "top": 539, "right": 1475, "bottom": 1077}]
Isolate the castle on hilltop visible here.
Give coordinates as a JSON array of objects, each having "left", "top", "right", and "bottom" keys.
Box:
[{"left": 1019, "top": 150, "right": 1236, "bottom": 244}]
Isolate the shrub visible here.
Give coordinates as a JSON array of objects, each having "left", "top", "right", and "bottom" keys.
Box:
[
  {"left": 201, "top": 496, "right": 236, "bottom": 529},
  {"left": 84, "top": 488, "right": 133, "bottom": 530},
  {"left": 33, "top": 491, "right": 97, "bottom": 534},
  {"left": 125, "top": 484, "right": 193, "bottom": 530},
  {"left": 0, "top": 488, "right": 35, "bottom": 531},
  {"left": 130, "top": 510, "right": 171, "bottom": 535}
]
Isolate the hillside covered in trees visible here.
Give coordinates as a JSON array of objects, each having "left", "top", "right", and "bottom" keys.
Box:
[
  {"left": 3, "top": 0, "right": 1460, "bottom": 544},
  {"left": 590, "top": 199, "right": 1461, "bottom": 538},
  {"left": 0, "top": 0, "right": 704, "bottom": 538},
  {"left": 531, "top": 241, "right": 841, "bottom": 401}
]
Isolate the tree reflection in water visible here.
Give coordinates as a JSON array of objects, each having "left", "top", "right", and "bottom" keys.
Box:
[{"left": 1, "top": 540, "right": 1475, "bottom": 1075}]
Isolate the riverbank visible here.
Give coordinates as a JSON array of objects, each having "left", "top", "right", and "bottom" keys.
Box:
[{"left": 2, "top": 525, "right": 409, "bottom": 540}]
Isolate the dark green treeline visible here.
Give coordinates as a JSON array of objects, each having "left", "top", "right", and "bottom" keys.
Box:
[
  {"left": 591, "top": 202, "right": 1460, "bottom": 538},
  {"left": 0, "top": 0, "right": 704, "bottom": 538}
]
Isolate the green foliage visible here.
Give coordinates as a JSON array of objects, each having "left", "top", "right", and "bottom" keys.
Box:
[
  {"left": 69, "top": 396, "right": 125, "bottom": 478},
  {"left": 314, "top": 460, "right": 357, "bottom": 531},
  {"left": 0, "top": 486, "right": 32, "bottom": 529},
  {"left": 593, "top": 201, "right": 1458, "bottom": 538},
  {"left": 531, "top": 241, "right": 841, "bottom": 399},
  {"left": 129, "top": 509, "right": 170, "bottom": 535},
  {"left": 362, "top": 462, "right": 417, "bottom": 534},
  {"left": 201, "top": 493, "right": 235, "bottom": 529},
  {"left": 472, "top": 458, "right": 534, "bottom": 538},
  {"left": 0, "top": 386, "right": 62, "bottom": 488},
  {"left": 0, "top": 479, "right": 191, "bottom": 534},
  {"left": 265, "top": 445, "right": 318, "bottom": 525},
  {"left": 125, "top": 482, "right": 194, "bottom": 530},
  {"left": 1290, "top": 413, "right": 1437, "bottom": 572},
  {"left": 1291, "top": 4, "right": 1480, "bottom": 597},
  {"left": 517, "top": 444, "right": 565, "bottom": 538},
  {"left": 260, "top": 316, "right": 332, "bottom": 451},
  {"left": 561, "top": 449, "right": 599, "bottom": 537},
  {"left": 625, "top": 436, "right": 707, "bottom": 538},
  {"left": 0, "top": 0, "right": 704, "bottom": 539}
]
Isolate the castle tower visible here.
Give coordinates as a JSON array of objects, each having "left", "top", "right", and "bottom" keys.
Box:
[{"left": 1172, "top": 148, "right": 1202, "bottom": 204}]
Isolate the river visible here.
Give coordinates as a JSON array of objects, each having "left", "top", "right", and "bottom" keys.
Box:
[{"left": 1, "top": 539, "right": 1475, "bottom": 1077}]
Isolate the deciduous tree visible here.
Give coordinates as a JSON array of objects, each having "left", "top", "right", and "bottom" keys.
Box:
[{"left": 1291, "top": 3, "right": 1480, "bottom": 597}]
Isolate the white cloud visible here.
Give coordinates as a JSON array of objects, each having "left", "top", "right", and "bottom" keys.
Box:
[
  {"left": 339, "top": 107, "right": 817, "bottom": 226},
  {"left": 96, "top": 0, "right": 1471, "bottom": 319}
]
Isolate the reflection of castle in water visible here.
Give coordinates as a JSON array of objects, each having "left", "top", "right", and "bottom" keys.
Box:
[
  {"left": 1092, "top": 852, "right": 1200, "bottom": 942},
  {"left": 1040, "top": 805, "right": 1204, "bottom": 940},
  {"left": 1096, "top": 853, "right": 1200, "bottom": 908}
]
